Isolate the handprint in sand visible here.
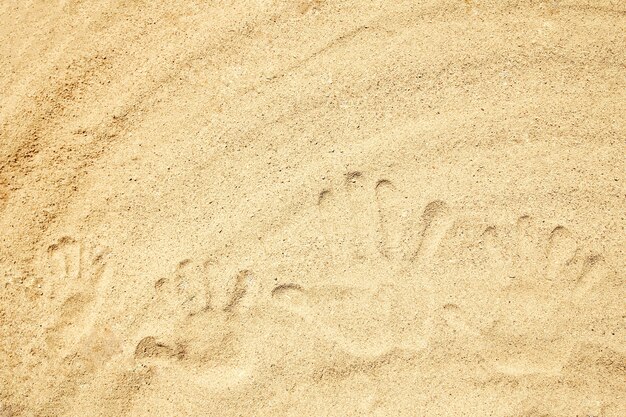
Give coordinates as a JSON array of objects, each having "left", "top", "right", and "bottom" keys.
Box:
[
  {"left": 135, "top": 256, "right": 265, "bottom": 384},
  {"left": 42, "top": 237, "right": 111, "bottom": 359},
  {"left": 453, "top": 216, "right": 621, "bottom": 375},
  {"left": 271, "top": 171, "right": 453, "bottom": 358}
]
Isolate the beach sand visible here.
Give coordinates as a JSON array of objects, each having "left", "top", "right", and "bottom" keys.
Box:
[{"left": 0, "top": 1, "right": 624, "bottom": 415}]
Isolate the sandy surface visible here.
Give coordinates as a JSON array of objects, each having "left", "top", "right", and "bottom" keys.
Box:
[{"left": 1, "top": 0, "right": 625, "bottom": 416}]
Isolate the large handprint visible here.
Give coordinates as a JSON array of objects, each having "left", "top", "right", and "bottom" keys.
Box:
[{"left": 272, "top": 171, "right": 453, "bottom": 357}]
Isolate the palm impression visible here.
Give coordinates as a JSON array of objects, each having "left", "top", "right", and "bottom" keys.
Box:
[
  {"left": 473, "top": 216, "right": 618, "bottom": 375},
  {"left": 42, "top": 236, "right": 111, "bottom": 359},
  {"left": 272, "top": 171, "right": 453, "bottom": 357},
  {"left": 136, "top": 256, "right": 264, "bottom": 377}
]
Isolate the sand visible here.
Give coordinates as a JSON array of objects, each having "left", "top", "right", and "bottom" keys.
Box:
[{"left": 1, "top": 0, "right": 625, "bottom": 416}]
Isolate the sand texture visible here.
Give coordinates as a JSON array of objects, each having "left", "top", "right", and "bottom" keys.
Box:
[{"left": 1, "top": 0, "right": 625, "bottom": 416}]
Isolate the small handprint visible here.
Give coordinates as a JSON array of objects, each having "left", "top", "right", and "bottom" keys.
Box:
[
  {"left": 136, "top": 256, "right": 263, "bottom": 377},
  {"left": 43, "top": 236, "right": 111, "bottom": 358}
]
